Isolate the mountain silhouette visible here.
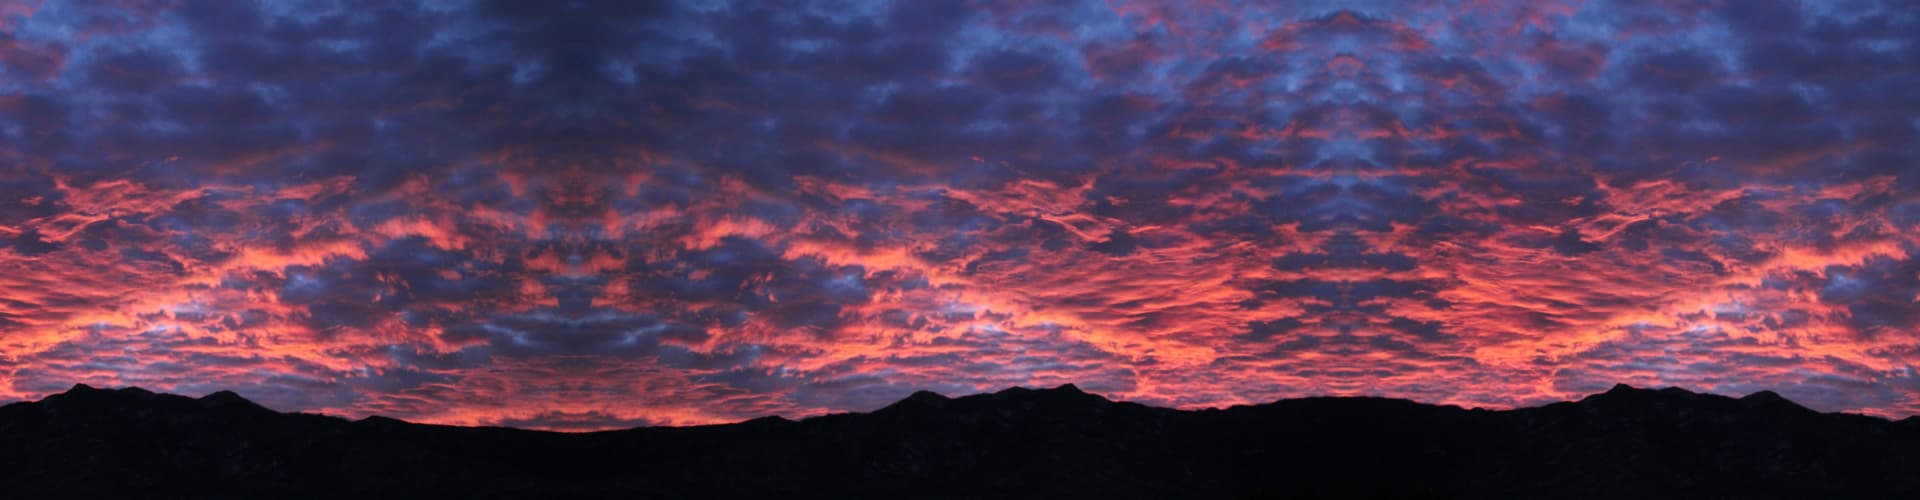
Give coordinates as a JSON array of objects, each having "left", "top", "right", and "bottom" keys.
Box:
[{"left": 2, "top": 383, "right": 1917, "bottom": 499}]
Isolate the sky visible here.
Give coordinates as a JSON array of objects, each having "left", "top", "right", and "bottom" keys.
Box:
[{"left": 0, "top": 0, "right": 1916, "bottom": 430}]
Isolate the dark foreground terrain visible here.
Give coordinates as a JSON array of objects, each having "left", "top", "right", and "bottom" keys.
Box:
[{"left": 3, "top": 383, "right": 1918, "bottom": 499}]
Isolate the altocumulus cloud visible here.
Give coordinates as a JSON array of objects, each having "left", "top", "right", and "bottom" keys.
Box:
[{"left": 0, "top": 0, "right": 1917, "bottom": 429}]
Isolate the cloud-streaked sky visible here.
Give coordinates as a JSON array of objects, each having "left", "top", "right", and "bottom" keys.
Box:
[{"left": 1, "top": 0, "right": 1917, "bottom": 430}]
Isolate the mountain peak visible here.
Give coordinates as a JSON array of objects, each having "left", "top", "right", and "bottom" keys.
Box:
[
  {"left": 1576, "top": 383, "right": 1719, "bottom": 409},
  {"left": 991, "top": 383, "right": 1092, "bottom": 397},
  {"left": 985, "top": 383, "right": 1112, "bottom": 409},
  {"left": 55, "top": 384, "right": 155, "bottom": 400},
  {"left": 1583, "top": 383, "right": 1648, "bottom": 401},
  {"left": 1739, "top": 390, "right": 1814, "bottom": 413},
  {"left": 906, "top": 389, "right": 950, "bottom": 402},
  {"left": 197, "top": 390, "right": 270, "bottom": 413},
  {"left": 356, "top": 415, "right": 410, "bottom": 426},
  {"left": 1593, "top": 383, "right": 1698, "bottom": 398},
  {"left": 875, "top": 390, "right": 954, "bottom": 414}
]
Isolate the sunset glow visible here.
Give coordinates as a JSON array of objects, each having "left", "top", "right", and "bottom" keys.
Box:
[{"left": 2, "top": 0, "right": 1917, "bottom": 430}]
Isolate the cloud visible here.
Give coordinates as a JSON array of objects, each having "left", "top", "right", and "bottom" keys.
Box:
[{"left": 1, "top": 0, "right": 1917, "bottom": 429}]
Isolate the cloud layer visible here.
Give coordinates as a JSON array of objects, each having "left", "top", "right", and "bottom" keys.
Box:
[{"left": 2, "top": 0, "right": 1917, "bottom": 429}]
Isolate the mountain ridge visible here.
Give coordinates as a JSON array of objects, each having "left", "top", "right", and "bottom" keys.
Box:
[
  {"left": 3, "top": 382, "right": 1917, "bottom": 499},
  {"left": 5, "top": 381, "right": 1898, "bottom": 430}
]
